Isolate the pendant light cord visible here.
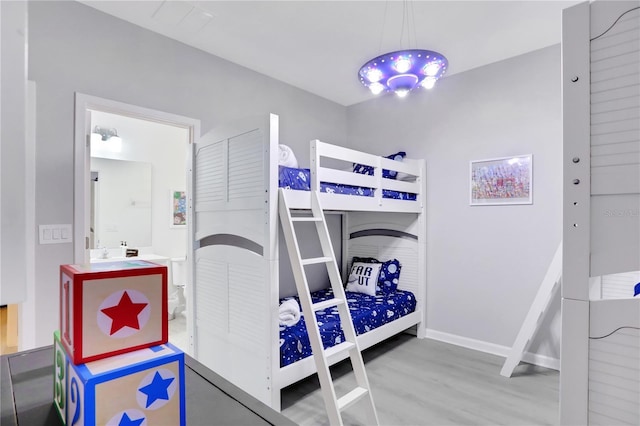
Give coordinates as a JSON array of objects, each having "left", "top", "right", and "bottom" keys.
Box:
[
  {"left": 410, "top": 0, "right": 418, "bottom": 49},
  {"left": 399, "top": 0, "right": 419, "bottom": 49},
  {"left": 378, "top": 0, "right": 420, "bottom": 53},
  {"left": 378, "top": 1, "right": 390, "bottom": 54},
  {"left": 400, "top": 0, "right": 408, "bottom": 48}
]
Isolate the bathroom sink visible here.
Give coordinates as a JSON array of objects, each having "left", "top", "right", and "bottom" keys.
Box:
[{"left": 90, "top": 254, "right": 169, "bottom": 264}]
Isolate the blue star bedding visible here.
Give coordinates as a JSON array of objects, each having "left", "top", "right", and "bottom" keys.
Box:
[
  {"left": 278, "top": 166, "right": 417, "bottom": 201},
  {"left": 279, "top": 288, "right": 417, "bottom": 367}
]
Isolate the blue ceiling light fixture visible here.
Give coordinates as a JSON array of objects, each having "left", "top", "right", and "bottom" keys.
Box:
[
  {"left": 358, "top": 1, "right": 448, "bottom": 98},
  {"left": 358, "top": 49, "right": 448, "bottom": 98}
]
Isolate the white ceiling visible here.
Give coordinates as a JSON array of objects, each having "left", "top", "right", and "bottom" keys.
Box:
[{"left": 78, "top": 0, "right": 580, "bottom": 106}]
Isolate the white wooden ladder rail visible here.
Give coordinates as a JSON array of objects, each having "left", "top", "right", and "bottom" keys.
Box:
[
  {"left": 500, "top": 242, "right": 562, "bottom": 377},
  {"left": 278, "top": 188, "right": 379, "bottom": 426}
]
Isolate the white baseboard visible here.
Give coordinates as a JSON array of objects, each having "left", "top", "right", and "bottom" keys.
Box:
[
  {"left": 425, "top": 329, "right": 559, "bottom": 371},
  {"left": 521, "top": 351, "right": 560, "bottom": 371}
]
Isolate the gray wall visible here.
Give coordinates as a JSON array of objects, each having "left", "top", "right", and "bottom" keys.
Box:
[
  {"left": 346, "top": 46, "right": 562, "bottom": 360},
  {"left": 1, "top": 1, "right": 28, "bottom": 305},
  {"left": 27, "top": 1, "right": 562, "bottom": 363},
  {"left": 28, "top": 0, "right": 347, "bottom": 347}
]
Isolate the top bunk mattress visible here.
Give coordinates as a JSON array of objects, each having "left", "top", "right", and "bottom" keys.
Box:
[{"left": 279, "top": 166, "right": 417, "bottom": 201}]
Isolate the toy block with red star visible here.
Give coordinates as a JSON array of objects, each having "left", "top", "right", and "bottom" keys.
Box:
[
  {"left": 53, "top": 330, "right": 185, "bottom": 426},
  {"left": 60, "top": 260, "right": 168, "bottom": 364}
]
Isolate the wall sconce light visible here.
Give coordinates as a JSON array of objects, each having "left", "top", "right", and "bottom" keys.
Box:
[
  {"left": 92, "top": 126, "right": 121, "bottom": 142},
  {"left": 91, "top": 126, "right": 122, "bottom": 153}
]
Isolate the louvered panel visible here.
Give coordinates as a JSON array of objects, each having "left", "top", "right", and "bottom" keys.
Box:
[
  {"left": 593, "top": 10, "right": 639, "bottom": 36},
  {"left": 195, "top": 257, "right": 227, "bottom": 332},
  {"left": 589, "top": 327, "right": 640, "bottom": 426},
  {"left": 591, "top": 151, "right": 640, "bottom": 167},
  {"left": 591, "top": 10, "right": 640, "bottom": 47},
  {"left": 228, "top": 263, "right": 266, "bottom": 346},
  {"left": 589, "top": 374, "right": 640, "bottom": 402},
  {"left": 348, "top": 242, "right": 419, "bottom": 295},
  {"left": 381, "top": 246, "right": 418, "bottom": 293},
  {"left": 589, "top": 355, "right": 637, "bottom": 379},
  {"left": 590, "top": 389, "right": 640, "bottom": 418},
  {"left": 592, "top": 141, "right": 640, "bottom": 156},
  {"left": 591, "top": 39, "right": 639, "bottom": 66},
  {"left": 591, "top": 95, "right": 640, "bottom": 115},
  {"left": 592, "top": 326, "right": 640, "bottom": 347},
  {"left": 591, "top": 117, "right": 639, "bottom": 136},
  {"left": 589, "top": 410, "right": 635, "bottom": 426},
  {"left": 589, "top": 350, "right": 640, "bottom": 372},
  {"left": 591, "top": 11, "right": 640, "bottom": 61},
  {"left": 228, "top": 130, "right": 263, "bottom": 200},
  {"left": 602, "top": 271, "right": 640, "bottom": 299},
  {"left": 589, "top": 399, "right": 639, "bottom": 425},
  {"left": 195, "top": 141, "right": 226, "bottom": 205},
  {"left": 590, "top": 343, "right": 640, "bottom": 369},
  {"left": 591, "top": 73, "right": 640, "bottom": 96},
  {"left": 592, "top": 60, "right": 640, "bottom": 84},
  {"left": 591, "top": 105, "right": 639, "bottom": 125},
  {"left": 592, "top": 88, "right": 640, "bottom": 113},
  {"left": 348, "top": 245, "right": 380, "bottom": 261},
  {"left": 591, "top": 164, "right": 640, "bottom": 194},
  {"left": 592, "top": 129, "right": 640, "bottom": 146},
  {"left": 590, "top": 368, "right": 640, "bottom": 398},
  {"left": 590, "top": 5, "right": 640, "bottom": 204}
]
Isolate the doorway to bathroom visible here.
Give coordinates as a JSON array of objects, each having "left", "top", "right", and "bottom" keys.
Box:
[{"left": 73, "top": 93, "right": 200, "bottom": 354}]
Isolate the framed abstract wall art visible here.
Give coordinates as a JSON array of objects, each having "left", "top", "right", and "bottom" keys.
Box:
[
  {"left": 170, "top": 190, "right": 187, "bottom": 227},
  {"left": 470, "top": 154, "right": 532, "bottom": 205}
]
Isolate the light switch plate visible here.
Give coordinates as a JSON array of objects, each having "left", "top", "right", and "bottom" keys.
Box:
[{"left": 39, "top": 224, "right": 73, "bottom": 244}]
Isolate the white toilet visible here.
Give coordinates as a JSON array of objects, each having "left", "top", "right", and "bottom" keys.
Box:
[{"left": 168, "top": 257, "right": 187, "bottom": 320}]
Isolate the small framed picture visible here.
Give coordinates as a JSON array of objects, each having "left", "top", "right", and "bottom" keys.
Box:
[
  {"left": 470, "top": 155, "right": 532, "bottom": 206},
  {"left": 170, "top": 190, "right": 187, "bottom": 227}
]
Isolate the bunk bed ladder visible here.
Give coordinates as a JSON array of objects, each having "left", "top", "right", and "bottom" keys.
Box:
[{"left": 278, "top": 188, "right": 380, "bottom": 426}]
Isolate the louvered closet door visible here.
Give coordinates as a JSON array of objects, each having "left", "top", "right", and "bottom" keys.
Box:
[{"left": 588, "top": 3, "right": 640, "bottom": 426}]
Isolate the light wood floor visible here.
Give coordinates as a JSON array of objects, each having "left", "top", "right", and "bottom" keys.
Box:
[
  {"left": 0, "top": 306, "right": 19, "bottom": 355},
  {"left": 281, "top": 333, "right": 559, "bottom": 426}
]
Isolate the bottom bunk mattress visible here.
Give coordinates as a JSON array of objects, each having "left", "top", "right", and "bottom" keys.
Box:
[
  {"left": 279, "top": 288, "right": 417, "bottom": 367},
  {"left": 278, "top": 166, "right": 417, "bottom": 201}
]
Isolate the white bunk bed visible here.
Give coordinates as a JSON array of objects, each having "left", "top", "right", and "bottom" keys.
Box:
[
  {"left": 561, "top": 2, "right": 640, "bottom": 425},
  {"left": 189, "top": 114, "right": 426, "bottom": 410}
]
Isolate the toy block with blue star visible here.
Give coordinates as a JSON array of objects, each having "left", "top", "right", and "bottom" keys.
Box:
[
  {"left": 60, "top": 260, "right": 168, "bottom": 364},
  {"left": 54, "top": 330, "right": 186, "bottom": 426}
]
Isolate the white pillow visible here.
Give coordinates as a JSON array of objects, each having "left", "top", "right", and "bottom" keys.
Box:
[
  {"left": 345, "top": 262, "right": 382, "bottom": 296},
  {"left": 278, "top": 144, "right": 299, "bottom": 168},
  {"left": 396, "top": 172, "right": 415, "bottom": 181}
]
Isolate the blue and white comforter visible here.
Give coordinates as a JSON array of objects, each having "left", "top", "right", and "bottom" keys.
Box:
[
  {"left": 278, "top": 166, "right": 417, "bottom": 201},
  {"left": 279, "top": 288, "right": 417, "bottom": 367}
]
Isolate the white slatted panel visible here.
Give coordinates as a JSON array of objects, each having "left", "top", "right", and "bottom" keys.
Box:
[
  {"left": 348, "top": 239, "right": 419, "bottom": 294},
  {"left": 590, "top": 7, "right": 640, "bottom": 277},
  {"left": 602, "top": 271, "right": 640, "bottom": 299},
  {"left": 194, "top": 257, "right": 227, "bottom": 332},
  {"left": 380, "top": 246, "right": 418, "bottom": 294},
  {"left": 228, "top": 263, "right": 267, "bottom": 345},
  {"left": 589, "top": 328, "right": 640, "bottom": 425},
  {"left": 590, "top": 8, "right": 640, "bottom": 196},
  {"left": 195, "top": 141, "right": 225, "bottom": 205},
  {"left": 348, "top": 244, "right": 379, "bottom": 261},
  {"left": 228, "top": 130, "right": 263, "bottom": 200}
]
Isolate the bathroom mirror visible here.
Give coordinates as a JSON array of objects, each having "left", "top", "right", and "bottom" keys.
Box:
[{"left": 90, "top": 157, "right": 152, "bottom": 249}]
